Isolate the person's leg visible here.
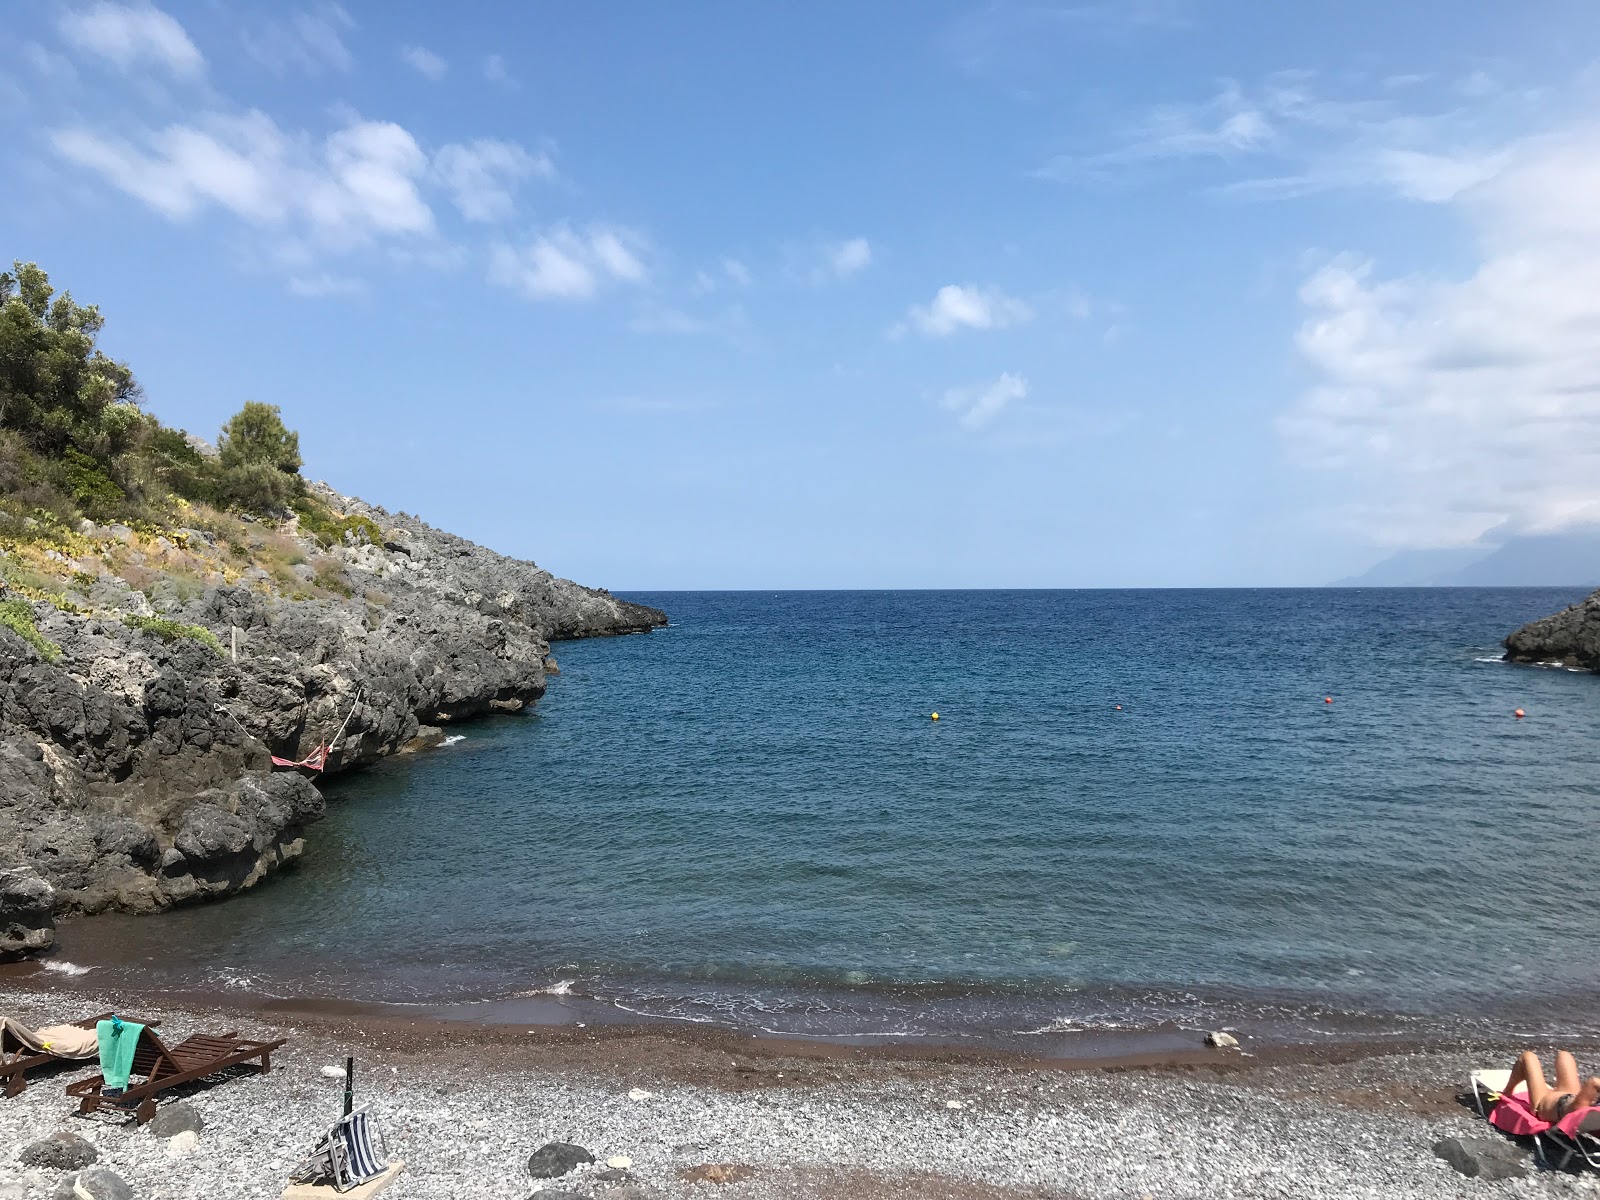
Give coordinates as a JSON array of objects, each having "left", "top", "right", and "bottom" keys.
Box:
[
  {"left": 1556, "top": 1052, "right": 1600, "bottom": 1111},
  {"left": 1506, "top": 1051, "right": 1551, "bottom": 1109},
  {"left": 1556, "top": 1051, "right": 1582, "bottom": 1096}
]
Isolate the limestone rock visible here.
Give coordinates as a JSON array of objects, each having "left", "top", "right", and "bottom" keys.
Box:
[
  {"left": 1432, "top": 1135, "right": 1530, "bottom": 1180},
  {"left": 164, "top": 1129, "right": 199, "bottom": 1157},
  {"left": 19, "top": 1130, "right": 98, "bottom": 1170},
  {"left": 1504, "top": 589, "right": 1600, "bottom": 670},
  {"left": 526, "top": 1142, "right": 595, "bottom": 1178},
  {"left": 53, "top": 1167, "right": 133, "bottom": 1200},
  {"left": 0, "top": 865, "right": 55, "bottom": 959},
  {"left": 0, "top": 482, "right": 664, "bottom": 950},
  {"left": 147, "top": 1099, "right": 204, "bottom": 1138},
  {"left": 1205, "top": 1031, "right": 1240, "bottom": 1049}
]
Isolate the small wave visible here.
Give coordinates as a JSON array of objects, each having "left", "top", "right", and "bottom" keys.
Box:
[
  {"left": 442, "top": 734, "right": 466, "bottom": 746},
  {"left": 41, "top": 960, "right": 95, "bottom": 977},
  {"left": 519, "top": 979, "right": 576, "bottom": 996},
  {"left": 1473, "top": 655, "right": 1506, "bottom": 664}
]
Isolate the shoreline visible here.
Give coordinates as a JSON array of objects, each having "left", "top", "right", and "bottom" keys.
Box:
[
  {"left": 4, "top": 956, "right": 1588, "bottom": 1080},
  {"left": 0, "top": 978, "right": 1584, "bottom": 1199}
]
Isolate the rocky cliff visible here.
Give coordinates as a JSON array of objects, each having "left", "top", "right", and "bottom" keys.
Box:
[
  {"left": 0, "top": 483, "right": 664, "bottom": 958},
  {"left": 1503, "top": 590, "right": 1600, "bottom": 671}
]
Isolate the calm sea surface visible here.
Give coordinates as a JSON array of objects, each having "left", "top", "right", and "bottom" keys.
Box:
[{"left": 51, "top": 589, "right": 1600, "bottom": 1047}]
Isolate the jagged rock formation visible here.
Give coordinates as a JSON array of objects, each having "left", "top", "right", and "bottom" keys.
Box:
[
  {"left": 1503, "top": 590, "right": 1600, "bottom": 671},
  {"left": 0, "top": 485, "right": 664, "bottom": 957}
]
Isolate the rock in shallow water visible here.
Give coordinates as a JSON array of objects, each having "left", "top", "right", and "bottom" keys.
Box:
[
  {"left": 0, "top": 865, "right": 55, "bottom": 959},
  {"left": 1432, "top": 1135, "right": 1530, "bottom": 1180},
  {"left": 526, "top": 1142, "right": 595, "bottom": 1178},
  {"left": 19, "top": 1130, "right": 98, "bottom": 1170}
]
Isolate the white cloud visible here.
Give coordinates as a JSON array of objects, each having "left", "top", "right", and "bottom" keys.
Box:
[
  {"left": 488, "top": 225, "right": 647, "bottom": 300},
  {"left": 243, "top": 4, "right": 354, "bottom": 75},
  {"left": 722, "top": 258, "right": 752, "bottom": 286},
  {"left": 433, "top": 139, "right": 552, "bottom": 222},
  {"left": 827, "top": 237, "right": 871, "bottom": 277},
  {"left": 59, "top": 2, "right": 203, "bottom": 79},
  {"left": 942, "top": 373, "right": 1028, "bottom": 430},
  {"left": 896, "top": 284, "right": 1032, "bottom": 338},
  {"left": 52, "top": 111, "right": 434, "bottom": 248},
  {"left": 484, "top": 54, "right": 517, "bottom": 89},
  {"left": 1283, "top": 125, "right": 1600, "bottom": 546},
  {"left": 400, "top": 45, "right": 447, "bottom": 81}
]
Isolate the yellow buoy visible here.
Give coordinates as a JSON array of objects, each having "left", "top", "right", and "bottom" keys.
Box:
[{"left": 931, "top": 712, "right": 940, "bottom": 721}]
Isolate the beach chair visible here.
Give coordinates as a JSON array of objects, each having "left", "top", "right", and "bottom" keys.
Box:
[
  {"left": 1471, "top": 1067, "right": 1600, "bottom": 1171},
  {"left": 65, "top": 1026, "right": 286, "bottom": 1125},
  {"left": 0, "top": 1013, "right": 124, "bottom": 1098},
  {"left": 289, "top": 1106, "right": 393, "bottom": 1192}
]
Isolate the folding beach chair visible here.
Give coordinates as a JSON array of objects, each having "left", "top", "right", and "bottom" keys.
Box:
[
  {"left": 65, "top": 1026, "right": 286, "bottom": 1125},
  {"left": 290, "top": 1106, "right": 392, "bottom": 1192},
  {"left": 0, "top": 1013, "right": 152, "bottom": 1098},
  {"left": 1471, "top": 1067, "right": 1600, "bottom": 1172}
]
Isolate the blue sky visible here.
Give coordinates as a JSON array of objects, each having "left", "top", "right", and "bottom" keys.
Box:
[{"left": 5, "top": 1, "right": 1600, "bottom": 587}]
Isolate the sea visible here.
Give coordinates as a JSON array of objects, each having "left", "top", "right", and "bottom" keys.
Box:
[{"left": 45, "top": 588, "right": 1600, "bottom": 1053}]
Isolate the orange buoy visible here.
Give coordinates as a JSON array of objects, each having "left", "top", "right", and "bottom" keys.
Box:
[
  {"left": 1514, "top": 708, "right": 1525, "bottom": 719},
  {"left": 1324, "top": 696, "right": 1333, "bottom": 704}
]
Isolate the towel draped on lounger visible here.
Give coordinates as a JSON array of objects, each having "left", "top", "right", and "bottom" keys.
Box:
[{"left": 0, "top": 1017, "right": 101, "bottom": 1059}]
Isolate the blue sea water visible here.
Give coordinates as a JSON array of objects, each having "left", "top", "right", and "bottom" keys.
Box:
[{"left": 53, "top": 589, "right": 1600, "bottom": 1046}]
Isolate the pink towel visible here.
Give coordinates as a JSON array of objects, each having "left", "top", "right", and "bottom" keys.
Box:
[{"left": 1489, "top": 1091, "right": 1600, "bottom": 1139}]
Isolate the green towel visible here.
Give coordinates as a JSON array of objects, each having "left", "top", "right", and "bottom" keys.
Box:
[{"left": 96, "top": 1018, "right": 144, "bottom": 1092}]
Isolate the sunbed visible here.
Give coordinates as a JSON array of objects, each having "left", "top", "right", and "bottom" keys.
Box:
[
  {"left": 0, "top": 1013, "right": 121, "bottom": 1098},
  {"left": 66, "top": 1026, "right": 286, "bottom": 1124},
  {"left": 1472, "top": 1067, "right": 1600, "bottom": 1171}
]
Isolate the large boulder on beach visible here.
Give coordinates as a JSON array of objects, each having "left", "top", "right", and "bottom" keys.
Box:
[
  {"left": 526, "top": 1142, "right": 595, "bottom": 1178},
  {"left": 19, "top": 1130, "right": 98, "bottom": 1170},
  {"left": 53, "top": 1166, "right": 134, "bottom": 1200},
  {"left": 0, "top": 864, "right": 55, "bottom": 959},
  {"left": 1433, "top": 1135, "right": 1530, "bottom": 1180},
  {"left": 147, "top": 1099, "right": 205, "bottom": 1138}
]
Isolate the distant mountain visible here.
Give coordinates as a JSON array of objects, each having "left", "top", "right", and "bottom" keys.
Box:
[{"left": 1332, "top": 531, "right": 1600, "bottom": 587}]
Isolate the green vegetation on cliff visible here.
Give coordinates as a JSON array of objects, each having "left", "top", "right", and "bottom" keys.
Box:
[{"left": 0, "top": 261, "right": 378, "bottom": 602}]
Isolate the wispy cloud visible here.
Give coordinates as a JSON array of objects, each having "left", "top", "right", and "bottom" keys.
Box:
[
  {"left": 1038, "top": 71, "right": 1516, "bottom": 202},
  {"left": 242, "top": 4, "right": 355, "bottom": 75},
  {"left": 942, "top": 372, "right": 1029, "bottom": 430},
  {"left": 894, "top": 284, "right": 1032, "bottom": 339},
  {"left": 483, "top": 54, "right": 517, "bottom": 90},
  {"left": 789, "top": 236, "right": 872, "bottom": 284},
  {"left": 433, "top": 139, "right": 553, "bottom": 222},
  {"left": 288, "top": 272, "right": 365, "bottom": 297},
  {"left": 58, "top": 2, "right": 203, "bottom": 79},
  {"left": 488, "top": 225, "right": 647, "bottom": 300},
  {"left": 400, "top": 45, "right": 447, "bottom": 81},
  {"left": 943, "top": 1, "right": 1190, "bottom": 80}
]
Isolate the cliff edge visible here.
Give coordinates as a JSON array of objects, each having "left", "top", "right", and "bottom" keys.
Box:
[{"left": 0, "top": 484, "right": 664, "bottom": 958}]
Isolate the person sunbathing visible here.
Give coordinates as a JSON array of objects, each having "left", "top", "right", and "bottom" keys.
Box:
[{"left": 1505, "top": 1050, "right": 1600, "bottom": 1121}]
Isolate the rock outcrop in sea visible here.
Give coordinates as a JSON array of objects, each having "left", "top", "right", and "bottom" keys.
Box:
[
  {"left": 1503, "top": 589, "right": 1600, "bottom": 670},
  {"left": 0, "top": 484, "right": 663, "bottom": 958}
]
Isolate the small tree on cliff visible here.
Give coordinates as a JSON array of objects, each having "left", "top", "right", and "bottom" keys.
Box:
[{"left": 217, "top": 401, "right": 303, "bottom": 512}]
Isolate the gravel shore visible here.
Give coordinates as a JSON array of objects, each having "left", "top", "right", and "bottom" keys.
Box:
[{"left": 4, "top": 985, "right": 1600, "bottom": 1199}]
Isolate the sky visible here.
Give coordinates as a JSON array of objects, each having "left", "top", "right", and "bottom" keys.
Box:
[{"left": 4, "top": 1, "right": 1600, "bottom": 588}]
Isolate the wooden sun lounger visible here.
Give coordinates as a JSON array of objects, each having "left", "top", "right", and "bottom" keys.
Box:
[
  {"left": 65, "top": 1026, "right": 286, "bottom": 1124},
  {"left": 0, "top": 1013, "right": 143, "bottom": 1098}
]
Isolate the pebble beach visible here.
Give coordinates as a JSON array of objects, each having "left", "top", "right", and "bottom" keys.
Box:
[{"left": 5, "top": 984, "right": 1600, "bottom": 1199}]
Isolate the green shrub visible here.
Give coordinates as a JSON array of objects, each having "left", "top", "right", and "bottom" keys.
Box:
[
  {"left": 0, "top": 598, "right": 61, "bottom": 660},
  {"left": 292, "top": 495, "right": 382, "bottom": 549},
  {"left": 121, "top": 613, "right": 224, "bottom": 655},
  {"left": 59, "top": 448, "right": 125, "bottom": 516}
]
